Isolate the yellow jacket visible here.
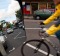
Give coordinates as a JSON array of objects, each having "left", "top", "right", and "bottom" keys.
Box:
[
  {"left": 43, "top": 4, "right": 60, "bottom": 24},
  {"left": 43, "top": 4, "right": 60, "bottom": 35},
  {"left": 46, "top": 25, "right": 60, "bottom": 35}
]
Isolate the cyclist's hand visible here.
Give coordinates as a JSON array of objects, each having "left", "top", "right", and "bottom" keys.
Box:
[
  {"left": 40, "top": 22, "right": 45, "bottom": 25},
  {"left": 39, "top": 22, "right": 45, "bottom": 28}
]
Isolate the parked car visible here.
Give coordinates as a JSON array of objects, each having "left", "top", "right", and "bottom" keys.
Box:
[
  {"left": 12, "top": 25, "right": 18, "bottom": 30},
  {"left": 0, "top": 31, "right": 7, "bottom": 50},
  {"left": 33, "top": 9, "right": 54, "bottom": 20},
  {"left": 7, "top": 28, "right": 13, "bottom": 34},
  {"left": 0, "top": 32, "right": 5, "bottom": 43},
  {"left": 14, "top": 21, "right": 25, "bottom": 30},
  {"left": 18, "top": 21, "right": 25, "bottom": 29}
]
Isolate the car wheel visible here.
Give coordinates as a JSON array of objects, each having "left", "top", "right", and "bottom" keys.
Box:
[{"left": 36, "top": 16, "right": 40, "bottom": 20}]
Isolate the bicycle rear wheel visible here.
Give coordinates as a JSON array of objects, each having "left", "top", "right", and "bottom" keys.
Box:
[{"left": 21, "top": 39, "right": 50, "bottom": 56}]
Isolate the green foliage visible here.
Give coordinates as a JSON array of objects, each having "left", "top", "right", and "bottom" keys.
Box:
[
  {"left": 6, "top": 22, "right": 12, "bottom": 28},
  {"left": 1, "top": 20, "right": 6, "bottom": 24},
  {"left": 15, "top": 9, "right": 22, "bottom": 19}
]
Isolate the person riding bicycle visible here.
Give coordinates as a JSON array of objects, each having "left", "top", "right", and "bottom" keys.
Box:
[{"left": 40, "top": 0, "right": 60, "bottom": 40}]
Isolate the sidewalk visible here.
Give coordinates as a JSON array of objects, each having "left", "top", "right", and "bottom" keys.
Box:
[{"left": 24, "top": 15, "right": 33, "bottom": 19}]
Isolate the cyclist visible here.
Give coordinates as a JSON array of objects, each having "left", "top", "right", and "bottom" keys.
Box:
[{"left": 40, "top": 0, "right": 60, "bottom": 40}]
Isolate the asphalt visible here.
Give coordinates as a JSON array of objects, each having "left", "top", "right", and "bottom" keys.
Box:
[
  {"left": 24, "top": 20, "right": 60, "bottom": 56},
  {"left": 0, "top": 20, "right": 60, "bottom": 56},
  {"left": 0, "top": 28, "right": 27, "bottom": 56}
]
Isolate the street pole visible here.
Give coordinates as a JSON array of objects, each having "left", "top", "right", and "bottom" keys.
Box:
[{"left": 16, "top": 0, "right": 24, "bottom": 24}]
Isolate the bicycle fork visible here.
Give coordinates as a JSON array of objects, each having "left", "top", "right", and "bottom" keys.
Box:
[{"left": 34, "top": 40, "right": 44, "bottom": 53}]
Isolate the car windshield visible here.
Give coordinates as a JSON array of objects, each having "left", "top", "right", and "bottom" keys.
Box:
[{"left": 38, "top": 10, "right": 44, "bottom": 13}]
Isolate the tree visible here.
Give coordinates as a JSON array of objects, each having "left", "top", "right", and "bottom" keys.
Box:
[
  {"left": 6, "top": 22, "right": 11, "bottom": 28},
  {"left": 15, "top": 9, "right": 22, "bottom": 21}
]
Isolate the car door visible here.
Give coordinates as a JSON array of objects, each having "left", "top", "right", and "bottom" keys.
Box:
[
  {"left": 44, "top": 9, "right": 52, "bottom": 19},
  {"left": 0, "top": 0, "right": 27, "bottom": 56},
  {"left": 38, "top": 9, "right": 47, "bottom": 20}
]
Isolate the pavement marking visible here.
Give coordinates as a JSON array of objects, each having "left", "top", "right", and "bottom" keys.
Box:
[
  {"left": 14, "top": 32, "right": 21, "bottom": 39},
  {"left": 25, "top": 27, "right": 55, "bottom": 30},
  {"left": 15, "top": 36, "right": 26, "bottom": 39},
  {"left": 24, "top": 20, "right": 40, "bottom": 22},
  {"left": 26, "top": 43, "right": 54, "bottom": 56},
  {"left": 25, "top": 28, "right": 56, "bottom": 37},
  {"left": 9, "top": 47, "right": 15, "bottom": 52},
  {"left": 4, "top": 35, "right": 7, "bottom": 38},
  {"left": 25, "top": 28, "right": 43, "bottom": 29}
]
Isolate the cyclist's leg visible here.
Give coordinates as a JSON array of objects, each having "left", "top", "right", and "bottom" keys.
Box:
[{"left": 55, "top": 30, "right": 60, "bottom": 50}]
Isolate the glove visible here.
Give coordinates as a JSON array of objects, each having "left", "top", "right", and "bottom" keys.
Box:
[
  {"left": 40, "top": 22, "right": 45, "bottom": 25},
  {"left": 39, "top": 22, "right": 45, "bottom": 28}
]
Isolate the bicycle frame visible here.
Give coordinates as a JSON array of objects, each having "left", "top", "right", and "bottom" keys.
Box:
[{"left": 39, "top": 28, "right": 60, "bottom": 56}]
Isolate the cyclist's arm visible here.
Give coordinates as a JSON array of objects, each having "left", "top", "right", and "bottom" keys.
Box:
[
  {"left": 43, "top": 10, "right": 60, "bottom": 25},
  {"left": 46, "top": 24, "right": 60, "bottom": 35}
]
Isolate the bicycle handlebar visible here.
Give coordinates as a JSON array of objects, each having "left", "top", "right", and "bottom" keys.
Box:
[{"left": 39, "top": 26, "right": 49, "bottom": 37}]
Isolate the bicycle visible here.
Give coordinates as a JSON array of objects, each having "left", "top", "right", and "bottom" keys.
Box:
[{"left": 21, "top": 26, "right": 60, "bottom": 56}]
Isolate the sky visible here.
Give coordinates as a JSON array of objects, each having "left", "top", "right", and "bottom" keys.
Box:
[{"left": 0, "top": 0, "right": 20, "bottom": 23}]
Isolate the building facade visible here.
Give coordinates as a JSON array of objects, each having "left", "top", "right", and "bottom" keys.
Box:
[{"left": 22, "top": 0, "right": 55, "bottom": 15}]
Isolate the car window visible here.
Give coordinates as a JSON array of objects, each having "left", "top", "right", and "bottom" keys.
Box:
[
  {"left": 44, "top": 9, "right": 51, "bottom": 14},
  {"left": 8, "top": 28, "right": 10, "bottom": 29},
  {"left": 39, "top": 10, "right": 44, "bottom": 13}
]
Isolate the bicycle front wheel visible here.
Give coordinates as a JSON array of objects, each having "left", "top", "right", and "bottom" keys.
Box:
[{"left": 21, "top": 39, "right": 50, "bottom": 56}]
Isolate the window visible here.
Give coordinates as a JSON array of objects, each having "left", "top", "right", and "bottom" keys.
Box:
[
  {"left": 39, "top": 3, "right": 47, "bottom": 9},
  {"left": 48, "top": 2, "right": 55, "bottom": 9}
]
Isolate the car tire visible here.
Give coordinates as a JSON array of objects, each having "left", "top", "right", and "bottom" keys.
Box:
[{"left": 35, "top": 15, "right": 40, "bottom": 20}]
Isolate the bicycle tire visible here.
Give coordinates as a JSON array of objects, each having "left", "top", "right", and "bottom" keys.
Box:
[{"left": 21, "top": 39, "right": 50, "bottom": 56}]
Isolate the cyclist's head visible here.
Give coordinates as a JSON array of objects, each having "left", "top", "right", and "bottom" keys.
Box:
[{"left": 53, "top": 0, "right": 60, "bottom": 5}]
